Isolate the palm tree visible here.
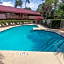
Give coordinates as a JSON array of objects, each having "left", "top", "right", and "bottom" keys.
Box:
[
  {"left": 15, "top": 0, "right": 22, "bottom": 8},
  {"left": 25, "top": 0, "right": 30, "bottom": 8},
  {"left": 0, "top": 0, "right": 2, "bottom": 4}
]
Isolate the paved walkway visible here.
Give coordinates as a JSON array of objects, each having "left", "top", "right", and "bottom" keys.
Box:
[{"left": 0, "top": 51, "right": 63, "bottom": 64}]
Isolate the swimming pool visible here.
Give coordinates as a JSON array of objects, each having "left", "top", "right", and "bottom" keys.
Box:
[{"left": 0, "top": 25, "right": 64, "bottom": 52}]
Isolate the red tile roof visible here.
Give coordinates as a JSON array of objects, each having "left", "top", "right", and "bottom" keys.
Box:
[{"left": 0, "top": 5, "right": 41, "bottom": 15}]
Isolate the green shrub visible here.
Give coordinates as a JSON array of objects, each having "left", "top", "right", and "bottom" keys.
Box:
[
  {"left": 51, "top": 19, "right": 61, "bottom": 29},
  {"left": 0, "top": 20, "right": 34, "bottom": 26},
  {"left": 43, "top": 19, "right": 64, "bottom": 28},
  {"left": 47, "top": 16, "right": 54, "bottom": 19}
]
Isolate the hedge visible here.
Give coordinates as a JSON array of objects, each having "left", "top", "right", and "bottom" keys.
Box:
[
  {"left": 0, "top": 20, "right": 33, "bottom": 26},
  {"left": 0, "top": 20, "right": 39, "bottom": 27},
  {"left": 42, "top": 19, "right": 64, "bottom": 29},
  {"left": 0, "top": 20, "right": 33, "bottom": 23}
]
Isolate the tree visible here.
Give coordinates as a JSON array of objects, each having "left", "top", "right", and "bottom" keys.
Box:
[
  {"left": 15, "top": 0, "right": 22, "bottom": 8},
  {"left": 40, "top": 0, "right": 59, "bottom": 19},
  {"left": 55, "top": 3, "right": 64, "bottom": 19},
  {"left": 25, "top": 0, "right": 30, "bottom": 8},
  {"left": 24, "top": 7, "right": 31, "bottom": 10},
  {"left": 62, "top": 0, "right": 64, "bottom": 3},
  {"left": 59, "top": 3, "right": 64, "bottom": 11},
  {"left": 37, "top": 3, "right": 43, "bottom": 16},
  {"left": 42, "top": 4, "right": 52, "bottom": 19},
  {"left": 42, "top": 0, "right": 53, "bottom": 19}
]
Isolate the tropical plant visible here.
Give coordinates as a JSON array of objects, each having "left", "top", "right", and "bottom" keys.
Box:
[
  {"left": 59, "top": 3, "right": 64, "bottom": 11},
  {"left": 40, "top": 0, "right": 59, "bottom": 19},
  {"left": 54, "top": 3, "right": 64, "bottom": 19},
  {"left": 25, "top": 0, "right": 30, "bottom": 8},
  {"left": 15, "top": 0, "right": 23, "bottom": 8}
]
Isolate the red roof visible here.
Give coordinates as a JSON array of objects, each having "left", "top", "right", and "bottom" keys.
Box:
[{"left": 0, "top": 5, "right": 41, "bottom": 15}]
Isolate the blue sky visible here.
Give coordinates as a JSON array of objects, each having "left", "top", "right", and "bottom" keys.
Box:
[{"left": 0, "top": 0, "right": 45, "bottom": 11}]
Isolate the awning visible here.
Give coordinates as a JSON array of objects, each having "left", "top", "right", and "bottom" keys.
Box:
[{"left": 36, "top": 17, "right": 41, "bottom": 19}]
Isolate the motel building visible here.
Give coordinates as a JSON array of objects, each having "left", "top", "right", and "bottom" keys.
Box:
[
  {"left": 0, "top": 5, "right": 43, "bottom": 20},
  {"left": 0, "top": 5, "right": 64, "bottom": 30}
]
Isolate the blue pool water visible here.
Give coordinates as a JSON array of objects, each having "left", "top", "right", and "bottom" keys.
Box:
[{"left": 0, "top": 25, "right": 64, "bottom": 52}]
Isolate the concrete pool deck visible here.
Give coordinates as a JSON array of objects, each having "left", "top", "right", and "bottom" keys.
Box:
[
  {"left": 33, "top": 24, "right": 64, "bottom": 37},
  {"left": 0, "top": 25, "right": 21, "bottom": 32},
  {"left": 0, "top": 51, "right": 64, "bottom": 64},
  {"left": 0, "top": 24, "right": 64, "bottom": 64}
]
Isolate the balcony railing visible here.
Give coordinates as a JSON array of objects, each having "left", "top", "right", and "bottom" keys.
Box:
[
  {"left": 6, "top": 15, "right": 29, "bottom": 20},
  {"left": 0, "top": 14, "right": 6, "bottom": 19},
  {"left": 6, "top": 15, "right": 22, "bottom": 19},
  {"left": 29, "top": 16, "right": 43, "bottom": 19}
]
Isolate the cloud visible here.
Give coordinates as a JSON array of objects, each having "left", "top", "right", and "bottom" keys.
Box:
[
  {"left": 27, "top": 3, "right": 38, "bottom": 10},
  {"left": 22, "top": 0, "right": 44, "bottom": 10},
  {"left": 1, "top": 0, "right": 44, "bottom": 11},
  {"left": 22, "top": 2, "right": 42, "bottom": 11},
  {"left": 1, "top": 1, "right": 14, "bottom": 7}
]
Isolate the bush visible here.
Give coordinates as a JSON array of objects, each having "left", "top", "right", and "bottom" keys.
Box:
[
  {"left": 0, "top": 20, "right": 34, "bottom": 26},
  {"left": 47, "top": 16, "right": 54, "bottom": 19},
  {"left": 43, "top": 19, "right": 64, "bottom": 28},
  {"left": 51, "top": 19, "right": 61, "bottom": 29}
]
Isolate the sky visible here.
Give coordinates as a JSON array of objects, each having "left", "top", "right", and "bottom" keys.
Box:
[{"left": 0, "top": 0, "right": 45, "bottom": 11}]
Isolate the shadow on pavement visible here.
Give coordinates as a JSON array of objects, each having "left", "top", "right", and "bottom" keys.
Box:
[{"left": 0, "top": 53, "right": 4, "bottom": 64}]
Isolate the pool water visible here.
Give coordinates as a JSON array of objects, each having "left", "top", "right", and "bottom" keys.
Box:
[{"left": 0, "top": 25, "right": 64, "bottom": 52}]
